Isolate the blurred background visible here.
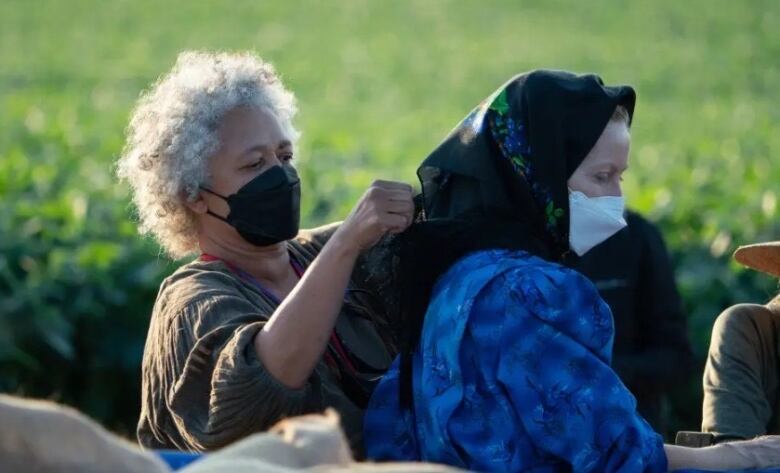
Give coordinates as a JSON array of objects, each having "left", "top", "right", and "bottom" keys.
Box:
[{"left": 0, "top": 0, "right": 778, "bottom": 441}]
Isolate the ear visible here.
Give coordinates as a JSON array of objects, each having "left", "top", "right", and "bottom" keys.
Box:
[{"left": 182, "top": 190, "right": 209, "bottom": 215}]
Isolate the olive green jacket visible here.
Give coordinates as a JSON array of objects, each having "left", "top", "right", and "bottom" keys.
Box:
[
  {"left": 137, "top": 224, "right": 395, "bottom": 456},
  {"left": 702, "top": 297, "right": 780, "bottom": 441}
]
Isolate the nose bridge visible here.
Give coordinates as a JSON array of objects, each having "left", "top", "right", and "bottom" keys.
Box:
[
  {"left": 607, "top": 177, "right": 623, "bottom": 198},
  {"left": 268, "top": 151, "right": 284, "bottom": 167},
  {"left": 613, "top": 180, "right": 624, "bottom": 197}
]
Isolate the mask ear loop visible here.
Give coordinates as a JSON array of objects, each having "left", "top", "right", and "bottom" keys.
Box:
[
  {"left": 199, "top": 186, "right": 231, "bottom": 223},
  {"left": 199, "top": 186, "right": 227, "bottom": 199}
]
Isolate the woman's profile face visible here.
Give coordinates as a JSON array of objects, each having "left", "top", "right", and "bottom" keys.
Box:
[{"left": 567, "top": 120, "right": 630, "bottom": 198}]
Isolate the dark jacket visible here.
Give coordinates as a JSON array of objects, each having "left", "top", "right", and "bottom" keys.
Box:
[{"left": 569, "top": 210, "right": 694, "bottom": 431}]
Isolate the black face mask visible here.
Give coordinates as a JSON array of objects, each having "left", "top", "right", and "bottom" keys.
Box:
[{"left": 201, "top": 165, "right": 301, "bottom": 247}]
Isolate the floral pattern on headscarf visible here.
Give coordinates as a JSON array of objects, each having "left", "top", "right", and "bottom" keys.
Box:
[{"left": 486, "top": 89, "right": 565, "bottom": 236}]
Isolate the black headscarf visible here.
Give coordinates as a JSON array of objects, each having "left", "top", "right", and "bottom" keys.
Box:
[
  {"left": 419, "top": 69, "right": 636, "bottom": 255},
  {"left": 386, "top": 70, "right": 635, "bottom": 405}
]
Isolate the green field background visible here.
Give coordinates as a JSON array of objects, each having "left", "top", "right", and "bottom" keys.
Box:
[{"left": 1, "top": 0, "right": 778, "bottom": 440}]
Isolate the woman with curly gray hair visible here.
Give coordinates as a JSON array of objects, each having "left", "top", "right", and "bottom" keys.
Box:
[{"left": 117, "top": 51, "right": 413, "bottom": 456}]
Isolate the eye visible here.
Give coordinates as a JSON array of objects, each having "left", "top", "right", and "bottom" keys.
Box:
[
  {"left": 243, "top": 156, "right": 266, "bottom": 170},
  {"left": 281, "top": 152, "right": 294, "bottom": 163},
  {"left": 246, "top": 160, "right": 263, "bottom": 169},
  {"left": 594, "top": 172, "right": 610, "bottom": 183}
]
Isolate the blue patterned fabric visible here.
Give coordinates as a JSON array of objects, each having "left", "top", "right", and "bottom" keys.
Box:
[
  {"left": 154, "top": 450, "right": 203, "bottom": 470},
  {"left": 364, "top": 249, "right": 667, "bottom": 472}
]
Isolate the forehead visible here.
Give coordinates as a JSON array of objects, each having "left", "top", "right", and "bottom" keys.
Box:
[
  {"left": 216, "top": 106, "right": 291, "bottom": 152},
  {"left": 580, "top": 121, "right": 630, "bottom": 168}
]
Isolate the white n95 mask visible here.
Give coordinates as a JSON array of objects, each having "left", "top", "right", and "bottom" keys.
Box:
[{"left": 568, "top": 190, "right": 627, "bottom": 256}]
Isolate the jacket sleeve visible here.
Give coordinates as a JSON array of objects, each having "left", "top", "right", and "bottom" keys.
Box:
[
  {"left": 702, "top": 304, "right": 777, "bottom": 439},
  {"left": 161, "top": 293, "right": 323, "bottom": 451}
]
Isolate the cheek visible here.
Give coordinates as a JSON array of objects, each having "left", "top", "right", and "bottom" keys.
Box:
[
  {"left": 207, "top": 155, "right": 231, "bottom": 189},
  {"left": 209, "top": 166, "right": 251, "bottom": 196},
  {"left": 209, "top": 172, "right": 234, "bottom": 195},
  {"left": 567, "top": 171, "right": 596, "bottom": 194}
]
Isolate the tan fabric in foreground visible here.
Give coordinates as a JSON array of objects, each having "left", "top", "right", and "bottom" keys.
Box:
[
  {"left": 182, "top": 409, "right": 461, "bottom": 473},
  {"left": 0, "top": 396, "right": 458, "bottom": 473},
  {"left": 0, "top": 394, "right": 167, "bottom": 473}
]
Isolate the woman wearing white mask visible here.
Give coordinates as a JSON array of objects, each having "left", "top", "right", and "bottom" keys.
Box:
[{"left": 360, "top": 71, "right": 780, "bottom": 472}]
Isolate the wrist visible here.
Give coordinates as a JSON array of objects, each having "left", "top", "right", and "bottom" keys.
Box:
[
  {"left": 326, "top": 228, "right": 362, "bottom": 260},
  {"left": 717, "top": 438, "right": 777, "bottom": 469}
]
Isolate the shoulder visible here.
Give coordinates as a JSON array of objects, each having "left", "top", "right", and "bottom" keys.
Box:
[
  {"left": 293, "top": 222, "right": 341, "bottom": 249},
  {"left": 708, "top": 303, "right": 780, "bottom": 366},
  {"left": 713, "top": 303, "right": 779, "bottom": 335},
  {"left": 157, "top": 259, "right": 242, "bottom": 306},
  {"left": 448, "top": 250, "right": 613, "bottom": 357},
  {"left": 446, "top": 249, "right": 600, "bottom": 301},
  {"left": 508, "top": 256, "right": 602, "bottom": 311},
  {"left": 289, "top": 222, "right": 341, "bottom": 263},
  {"left": 625, "top": 209, "right": 651, "bottom": 227},
  {"left": 625, "top": 210, "right": 666, "bottom": 244},
  {"left": 152, "top": 259, "right": 264, "bottom": 329}
]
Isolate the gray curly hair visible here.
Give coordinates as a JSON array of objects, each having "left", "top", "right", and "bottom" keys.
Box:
[{"left": 116, "top": 51, "right": 299, "bottom": 258}]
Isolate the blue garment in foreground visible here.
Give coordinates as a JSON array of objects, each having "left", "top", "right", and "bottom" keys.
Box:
[
  {"left": 364, "top": 249, "right": 667, "bottom": 472},
  {"left": 155, "top": 450, "right": 204, "bottom": 470}
]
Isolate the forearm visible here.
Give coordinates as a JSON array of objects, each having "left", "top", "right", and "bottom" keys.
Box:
[
  {"left": 255, "top": 231, "right": 359, "bottom": 388},
  {"left": 664, "top": 437, "right": 780, "bottom": 470},
  {"left": 255, "top": 179, "right": 414, "bottom": 389},
  {"left": 665, "top": 444, "right": 731, "bottom": 470}
]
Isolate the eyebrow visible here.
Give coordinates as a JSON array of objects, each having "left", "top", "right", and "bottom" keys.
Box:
[
  {"left": 592, "top": 163, "right": 629, "bottom": 172},
  {"left": 239, "top": 140, "right": 293, "bottom": 159}
]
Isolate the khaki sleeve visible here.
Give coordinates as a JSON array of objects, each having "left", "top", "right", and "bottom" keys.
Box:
[
  {"left": 165, "top": 295, "right": 323, "bottom": 451},
  {"left": 702, "top": 304, "right": 776, "bottom": 440}
]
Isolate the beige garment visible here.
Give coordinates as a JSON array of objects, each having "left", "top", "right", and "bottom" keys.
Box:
[
  {"left": 702, "top": 299, "right": 780, "bottom": 440},
  {"left": 181, "top": 410, "right": 461, "bottom": 473},
  {"left": 0, "top": 394, "right": 167, "bottom": 473},
  {"left": 0, "top": 395, "right": 458, "bottom": 473}
]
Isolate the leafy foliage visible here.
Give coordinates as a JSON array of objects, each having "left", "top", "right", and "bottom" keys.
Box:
[{"left": 0, "top": 0, "right": 778, "bottom": 438}]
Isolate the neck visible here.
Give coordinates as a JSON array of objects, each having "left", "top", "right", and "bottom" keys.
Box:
[{"left": 199, "top": 233, "right": 292, "bottom": 285}]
